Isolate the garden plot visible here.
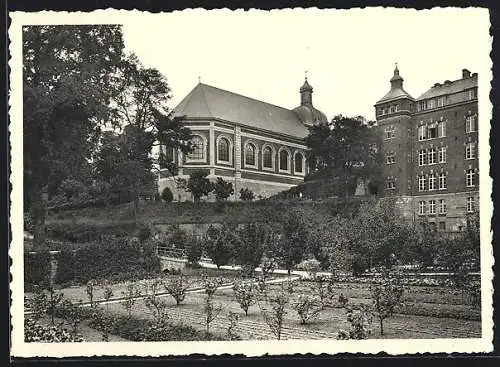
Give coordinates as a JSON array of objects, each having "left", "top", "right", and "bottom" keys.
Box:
[{"left": 76, "top": 279, "right": 481, "bottom": 340}]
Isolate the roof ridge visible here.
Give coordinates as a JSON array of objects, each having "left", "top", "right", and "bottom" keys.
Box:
[
  {"left": 198, "top": 84, "right": 214, "bottom": 118},
  {"left": 199, "top": 83, "right": 294, "bottom": 112}
]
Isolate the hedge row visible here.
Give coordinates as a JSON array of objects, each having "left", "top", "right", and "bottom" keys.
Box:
[
  {"left": 46, "top": 221, "right": 138, "bottom": 243},
  {"left": 24, "top": 251, "right": 51, "bottom": 290},
  {"left": 25, "top": 238, "right": 161, "bottom": 288}
]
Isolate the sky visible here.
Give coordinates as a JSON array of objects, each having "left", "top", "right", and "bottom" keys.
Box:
[{"left": 121, "top": 7, "right": 491, "bottom": 121}]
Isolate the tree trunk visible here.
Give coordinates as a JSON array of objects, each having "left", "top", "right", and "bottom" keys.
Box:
[{"left": 380, "top": 318, "right": 384, "bottom": 336}]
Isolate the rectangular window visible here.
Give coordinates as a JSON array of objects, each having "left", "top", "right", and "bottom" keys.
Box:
[
  {"left": 428, "top": 124, "right": 438, "bottom": 139},
  {"left": 428, "top": 147, "right": 437, "bottom": 164},
  {"left": 466, "top": 196, "right": 475, "bottom": 212},
  {"left": 438, "top": 146, "right": 447, "bottom": 163},
  {"left": 418, "top": 175, "right": 426, "bottom": 192},
  {"left": 438, "top": 221, "right": 446, "bottom": 231},
  {"left": 439, "top": 173, "right": 447, "bottom": 190},
  {"left": 385, "top": 125, "right": 395, "bottom": 139},
  {"left": 386, "top": 179, "right": 395, "bottom": 190},
  {"left": 386, "top": 151, "right": 396, "bottom": 164},
  {"left": 428, "top": 99, "right": 436, "bottom": 109},
  {"left": 418, "top": 125, "right": 427, "bottom": 141},
  {"left": 468, "top": 88, "right": 477, "bottom": 100},
  {"left": 390, "top": 105, "right": 395, "bottom": 113},
  {"left": 466, "top": 169, "right": 476, "bottom": 187},
  {"left": 428, "top": 174, "right": 436, "bottom": 190},
  {"left": 419, "top": 150, "right": 427, "bottom": 166},
  {"left": 439, "top": 199, "right": 446, "bottom": 214},
  {"left": 419, "top": 201, "right": 426, "bottom": 215},
  {"left": 437, "top": 96, "right": 447, "bottom": 107},
  {"left": 438, "top": 121, "right": 446, "bottom": 137},
  {"left": 465, "top": 142, "right": 476, "bottom": 160},
  {"left": 419, "top": 100, "right": 428, "bottom": 111},
  {"left": 429, "top": 200, "right": 436, "bottom": 214},
  {"left": 466, "top": 115, "right": 478, "bottom": 133}
]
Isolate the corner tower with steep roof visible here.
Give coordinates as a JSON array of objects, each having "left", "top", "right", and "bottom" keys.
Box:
[{"left": 375, "top": 64, "right": 415, "bottom": 200}]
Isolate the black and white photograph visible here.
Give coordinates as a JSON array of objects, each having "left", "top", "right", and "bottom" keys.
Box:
[{"left": 9, "top": 6, "right": 493, "bottom": 357}]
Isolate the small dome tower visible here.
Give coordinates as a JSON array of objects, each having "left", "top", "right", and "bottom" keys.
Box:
[{"left": 293, "top": 75, "right": 328, "bottom": 126}]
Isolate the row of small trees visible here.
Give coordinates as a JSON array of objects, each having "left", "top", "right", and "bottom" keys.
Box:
[
  {"left": 161, "top": 171, "right": 255, "bottom": 203},
  {"left": 165, "top": 198, "right": 479, "bottom": 281}
]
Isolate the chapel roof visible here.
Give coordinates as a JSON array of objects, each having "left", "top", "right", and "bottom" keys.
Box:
[{"left": 173, "top": 83, "right": 309, "bottom": 139}]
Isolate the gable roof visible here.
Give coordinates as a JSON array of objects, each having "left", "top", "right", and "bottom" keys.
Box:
[
  {"left": 417, "top": 75, "right": 478, "bottom": 100},
  {"left": 173, "top": 83, "right": 309, "bottom": 139}
]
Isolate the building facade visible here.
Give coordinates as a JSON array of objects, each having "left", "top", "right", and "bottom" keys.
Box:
[
  {"left": 158, "top": 78, "right": 327, "bottom": 201},
  {"left": 375, "top": 66, "right": 479, "bottom": 232}
]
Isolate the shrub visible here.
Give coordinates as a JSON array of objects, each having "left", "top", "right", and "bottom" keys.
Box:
[
  {"left": 204, "top": 294, "right": 223, "bottom": 335},
  {"left": 260, "top": 284, "right": 289, "bottom": 340},
  {"left": 163, "top": 274, "right": 190, "bottom": 306},
  {"left": 186, "top": 237, "right": 203, "bottom": 265},
  {"left": 203, "top": 276, "right": 224, "bottom": 334},
  {"left": 233, "top": 281, "right": 257, "bottom": 316},
  {"left": 369, "top": 275, "right": 404, "bottom": 336},
  {"left": 213, "top": 177, "right": 234, "bottom": 201},
  {"left": 24, "top": 250, "right": 51, "bottom": 290},
  {"left": 337, "top": 306, "right": 373, "bottom": 340},
  {"left": 203, "top": 225, "right": 237, "bottom": 269},
  {"left": 186, "top": 170, "right": 213, "bottom": 202},
  {"left": 86, "top": 279, "right": 98, "bottom": 308},
  {"left": 292, "top": 294, "right": 322, "bottom": 324},
  {"left": 28, "top": 285, "right": 48, "bottom": 321},
  {"left": 236, "top": 223, "right": 271, "bottom": 277},
  {"left": 161, "top": 187, "right": 174, "bottom": 203},
  {"left": 137, "top": 226, "right": 152, "bottom": 243},
  {"left": 143, "top": 278, "right": 170, "bottom": 325},
  {"left": 226, "top": 312, "right": 240, "bottom": 340},
  {"left": 46, "top": 285, "right": 65, "bottom": 325},
  {"left": 25, "top": 318, "right": 84, "bottom": 343},
  {"left": 239, "top": 188, "right": 254, "bottom": 201},
  {"left": 338, "top": 293, "right": 349, "bottom": 308},
  {"left": 465, "top": 280, "right": 481, "bottom": 309},
  {"left": 121, "top": 282, "right": 141, "bottom": 318},
  {"left": 168, "top": 225, "right": 189, "bottom": 249},
  {"left": 57, "top": 300, "right": 83, "bottom": 338}
]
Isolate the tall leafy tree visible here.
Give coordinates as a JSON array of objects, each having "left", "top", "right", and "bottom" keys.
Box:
[
  {"left": 236, "top": 223, "right": 272, "bottom": 276},
  {"left": 186, "top": 170, "right": 213, "bottom": 203},
  {"left": 106, "top": 54, "right": 193, "bottom": 223},
  {"left": 23, "top": 25, "right": 124, "bottom": 248},
  {"left": 305, "top": 115, "right": 383, "bottom": 198},
  {"left": 279, "top": 210, "right": 309, "bottom": 275}
]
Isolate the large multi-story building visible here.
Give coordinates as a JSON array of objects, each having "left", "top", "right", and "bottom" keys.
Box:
[
  {"left": 158, "top": 78, "right": 327, "bottom": 201},
  {"left": 375, "top": 66, "right": 479, "bottom": 232}
]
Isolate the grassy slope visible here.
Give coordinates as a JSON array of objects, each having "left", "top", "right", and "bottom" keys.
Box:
[{"left": 47, "top": 199, "right": 363, "bottom": 226}]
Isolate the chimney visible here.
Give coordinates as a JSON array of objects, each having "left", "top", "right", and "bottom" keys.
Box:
[{"left": 462, "top": 69, "right": 471, "bottom": 79}]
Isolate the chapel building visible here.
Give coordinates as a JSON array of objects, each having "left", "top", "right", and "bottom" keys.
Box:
[
  {"left": 158, "top": 78, "right": 327, "bottom": 201},
  {"left": 375, "top": 66, "right": 479, "bottom": 232}
]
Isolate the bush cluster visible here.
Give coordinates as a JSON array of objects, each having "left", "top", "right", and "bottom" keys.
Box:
[
  {"left": 54, "top": 302, "right": 224, "bottom": 341},
  {"left": 24, "top": 318, "right": 84, "bottom": 343}
]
